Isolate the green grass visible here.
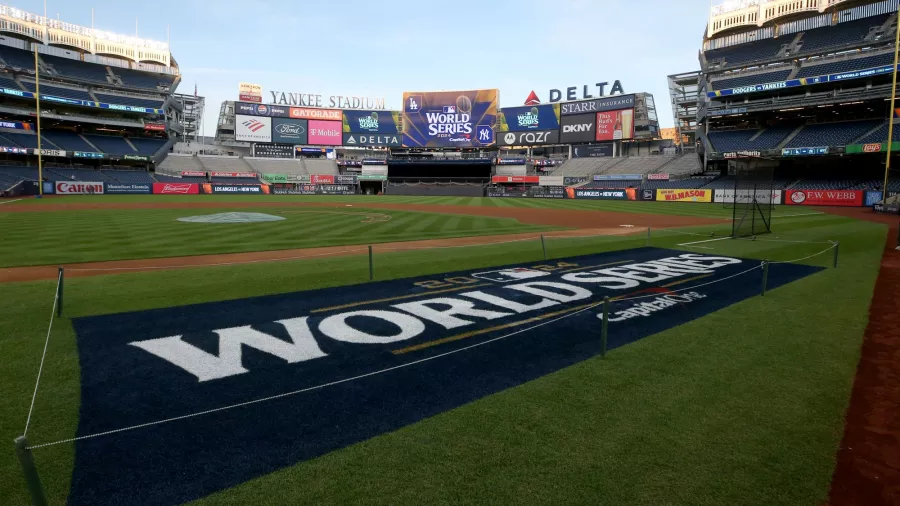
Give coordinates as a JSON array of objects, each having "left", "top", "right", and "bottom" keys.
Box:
[
  {"left": 0, "top": 206, "right": 555, "bottom": 267},
  {"left": 0, "top": 206, "right": 884, "bottom": 506}
]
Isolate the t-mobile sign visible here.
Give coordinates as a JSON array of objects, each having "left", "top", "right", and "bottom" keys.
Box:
[{"left": 308, "top": 120, "right": 342, "bottom": 145}]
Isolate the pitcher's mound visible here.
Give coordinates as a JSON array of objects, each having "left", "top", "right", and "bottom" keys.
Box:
[{"left": 177, "top": 212, "right": 286, "bottom": 223}]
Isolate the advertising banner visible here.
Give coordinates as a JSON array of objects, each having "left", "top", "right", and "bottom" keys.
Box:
[
  {"left": 0, "top": 87, "right": 163, "bottom": 114},
  {"left": 41, "top": 181, "right": 55, "bottom": 194},
  {"left": 270, "top": 118, "right": 308, "bottom": 145},
  {"left": 491, "top": 175, "right": 540, "bottom": 184},
  {"left": 104, "top": 183, "right": 151, "bottom": 194},
  {"left": 539, "top": 175, "right": 564, "bottom": 186},
  {"left": 235, "top": 102, "right": 291, "bottom": 118},
  {"left": 874, "top": 202, "right": 900, "bottom": 214},
  {"left": 656, "top": 189, "right": 712, "bottom": 202},
  {"left": 342, "top": 110, "right": 401, "bottom": 134},
  {"left": 0, "top": 145, "right": 28, "bottom": 154},
  {"left": 560, "top": 113, "right": 596, "bottom": 143},
  {"left": 181, "top": 171, "right": 206, "bottom": 177},
  {"left": 572, "top": 188, "right": 634, "bottom": 200},
  {"left": 846, "top": 143, "right": 888, "bottom": 154},
  {"left": 273, "top": 184, "right": 356, "bottom": 195},
  {"left": 560, "top": 95, "right": 635, "bottom": 115},
  {"left": 32, "top": 148, "right": 66, "bottom": 157},
  {"left": 713, "top": 189, "right": 783, "bottom": 204},
  {"left": 593, "top": 174, "right": 642, "bottom": 180},
  {"left": 342, "top": 133, "right": 402, "bottom": 147},
  {"left": 239, "top": 82, "right": 263, "bottom": 103},
  {"left": 122, "top": 154, "right": 149, "bottom": 162},
  {"left": 252, "top": 143, "right": 295, "bottom": 159},
  {"left": 357, "top": 174, "right": 387, "bottom": 181},
  {"left": 211, "top": 172, "right": 257, "bottom": 178},
  {"left": 74, "top": 151, "right": 105, "bottom": 159},
  {"left": 497, "top": 104, "right": 560, "bottom": 132},
  {"left": 335, "top": 175, "right": 358, "bottom": 184},
  {"left": 530, "top": 186, "right": 566, "bottom": 198},
  {"left": 640, "top": 188, "right": 656, "bottom": 201},
  {"left": 402, "top": 89, "right": 498, "bottom": 147},
  {"left": 782, "top": 147, "right": 829, "bottom": 156},
  {"left": 144, "top": 123, "right": 166, "bottom": 131},
  {"left": 647, "top": 173, "right": 669, "bottom": 180},
  {"left": 0, "top": 120, "right": 32, "bottom": 130},
  {"left": 262, "top": 173, "right": 288, "bottom": 183},
  {"left": 497, "top": 158, "right": 527, "bottom": 165},
  {"left": 290, "top": 107, "right": 342, "bottom": 121},
  {"left": 202, "top": 184, "right": 269, "bottom": 194},
  {"left": 55, "top": 181, "right": 104, "bottom": 195},
  {"left": 153, "top": 182, "right": 199, "bottom": 194},
  {"left": 235, "top": 114, "right": 272, "bottom": 142},
  {"left": 497, "top": 130, "right": 559, "bottom": 146},
  {"left": 572, "top": 145, "right": 613, "bottom": 157},
  {"left": 487, "top": 186, "right": 529, "bottom": 197},
  {"left": 707, "top": 63, "right": 900, "bottom": 99},
  {"left": 595, "top": 109, "right": 634, "bottom": 141},
  {"left": 309, "top": 174, "right": 335, "bottom": 184},
  {"left": 563, "top": 177, "right": 588, "bottom": 185},
  {"left": 785, "top": 190, "right": 863, "bottom": 206},
  {"left": 308, "top": 120, "right": 342, "bottom": 145}
]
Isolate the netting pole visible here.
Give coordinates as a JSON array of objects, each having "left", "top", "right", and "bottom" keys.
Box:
[
  {"left": 600, "top": 296, "right": 609, "bottom": 358},
  {"left": 833, "top": 241, "right": 839, "bottom": 268},
  {"left": 646, "top": 227, "right": 651, "bottom": 246},
  {"left": 14, "top": 436, "right": 47, "bottom": 506},
  {"left": 56, "top": 267, "right": 63, "bottom": 318},
  {"left": 761, "top": 261, "right": 769, "bottom": 296},
  {"left": 368, "top": 246, "right": 373, "bottom": 281},
  {"left": 540, "top": 234, "right": 547, "bottom": 260}
]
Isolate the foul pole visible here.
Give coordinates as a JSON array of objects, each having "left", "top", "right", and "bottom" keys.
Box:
[
  {"left": 34, "top": 47, "right": 43, "bottom": 196},
  {"left": 883, "top": 2, "right": 900, "bottom": 199}
]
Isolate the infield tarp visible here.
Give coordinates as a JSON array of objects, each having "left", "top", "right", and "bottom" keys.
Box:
[{"left": 68, "top": 248, "right": 821, "bottom": 505}]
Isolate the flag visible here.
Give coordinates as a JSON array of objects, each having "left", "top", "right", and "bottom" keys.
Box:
[{"left": 194, "top": 83, "right": 197, "bottom": 97}]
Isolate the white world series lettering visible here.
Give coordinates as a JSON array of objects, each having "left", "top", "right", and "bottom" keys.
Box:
[
  {"left": 426, "top": 112, "right": 472, "bottom": 136},
  {"left": 129, "top": 254, "right": 743, "bottom": 382}
]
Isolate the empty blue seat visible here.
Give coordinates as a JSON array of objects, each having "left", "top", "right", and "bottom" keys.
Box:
[
  {"left": 785, "top": 120, "right": 882, "bottom": 147},
  {"left": 798, "top": 14, "right": 890, "bottom": 54},
  {"left": 94, "top": 93, "right": 164, "bottom": 109},
  {"left": 83, "top": 135, "right": 135, "bottom": 154},
  {"left": 797, "top": 52, "right": 895, "bottom": 78},
  {"left": 712, "top": 68, "right": 792, "bottom": 90}
]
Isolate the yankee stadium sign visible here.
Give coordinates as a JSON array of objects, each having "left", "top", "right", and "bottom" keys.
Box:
[{"left": 270, "top": 91, "right": 386, "bottom": 110}]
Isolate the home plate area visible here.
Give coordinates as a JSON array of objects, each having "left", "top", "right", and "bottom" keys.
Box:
[{"left": 68, "top": 247, "right": 821, "bottom": 505}]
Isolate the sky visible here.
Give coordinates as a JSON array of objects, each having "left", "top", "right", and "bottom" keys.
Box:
[{"left": 11, "top": 0, "right": 712, "bottom": 136}]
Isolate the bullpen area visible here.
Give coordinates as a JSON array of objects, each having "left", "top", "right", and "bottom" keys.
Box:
[{"left": 0, "top": 195, "right": 894, "bottom": 505}]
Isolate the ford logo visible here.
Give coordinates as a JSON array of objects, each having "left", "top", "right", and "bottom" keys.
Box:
[{"left": 276, "top": 124, "right": 304, "bottom": 135}]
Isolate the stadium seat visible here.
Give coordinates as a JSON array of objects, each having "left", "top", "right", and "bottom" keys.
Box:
[
  {"left": 708, "top": 126, "right": 795, "bottom": 152},
  {"left": 797, "top": 14, "right": 890, "bottom": 54},
  {"left": 114, "top": 67, "right": 176, "bottom": 91},
  {"left": 785, "top": 120, "right": 882, "bottom": 147},
  {"left": 41, "top": 131, "right": 97, "bottom": 152},
  {"left": 0, "top": 46, "right": 37, "bottom": 70},
  {"left": 20, "top": 81, "right": 94, "bottom": 101},
  {"left": 128, "top": 137, "right": 167, "bottom": 156},
  {"left": 47, "top": 168, "right": 116, "bottom": 182},
  {"left": 103, "top": 170, "right": 155, "bottom": 183},
  {"left": 0, "top": 72, "right": 21, "bottom": 89},
  {"left": 703, "top": 37, "right": 787, "bottom": 67},
  {"left": 796, "top": 52, "right": 895, "bottom": 78},
  {"left": 852, "top": 122, "right": 898, "bottom": 144},
  {"left": 40, "top": 54, "right": 111, "bottom": 84},
  {"left": 0, "top": 132, "right": 54, "bottom": 149},
  {"left": 712, "top": 68, "right": 793, "bottom": 90},
  {"left": 83, "top": 134, "right": 136, "bottom": 154}
]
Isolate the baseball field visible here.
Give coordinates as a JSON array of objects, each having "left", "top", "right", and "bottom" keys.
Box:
[{"left": 0, "top": 195, "right": 896, "bottom": 505}]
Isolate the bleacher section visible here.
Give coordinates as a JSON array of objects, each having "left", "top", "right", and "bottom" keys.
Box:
[
  {"left": 114, "top": 67, "right": 175, "bottom": 91},
  {"left": 854, "top": 121, "right": 898, "bottom": 144},
  {"left": 712, "top": 68, "right": 792, "bottom": 90},
  {"left": 642, "top": 177, "right": 714, "bottom": 190},
  {"left": 245, "top": 158, "right": 308, "bottom": 175},
  {"left": 708, "top": 126, "right": 795, "bottom": 152},
  {"left": 20, "top": 81, "right": 93, "bottom": 101},
  {"left": 83, "top": 134, "right": 135, "bottom": 154},
  {"left": 604, "top": 156, "right": 674, "bottom": 175},
  {"left": 129, "top": 137, "right": 166, "bottom": 156},
  {"left": 47, "top": 167, "right": 116, "bottom": 182},
  {"left": 41, "top": 131, "right": 96, "bottom": 152},
  {"left": 41, "top": 54, "right": 111, "bottom": 84},
  {"left": 102, "top": 170, "right": 155, "bottom": 183},
  {"left": 0, "top": 46, "right": 36, "bottom": 70},
  {"left": 208, "top": 177, "right": 260, "bottom": 184},
  {"left": 658, "top": 154, "right": 701, "bottom": 176},
  {"left": 0, "top": 72, "right": 21, "bottom": 89},
  {"left": 158, "top": 154, "right": 205, "bottom": 174},
  {"left": 797, "top": 15, "right": 890, "bottom": 54},
  {"left": 796, "top": 51, "right": 895, "bottom": 78},
  {"left": 304, "top": 159, "right": 338, "bottom": 175},
  {"left": 0, "top": 131, "right": 47, "bottom": 149},
  {"left": 784, "top": 120, "right": 882, "bottom": 148},
  {"left": 197, "top": 155, "right": 255, "bottom": 173},
  {"left": 704, "top": 37, "right": 786, "bottom": 67},
  {"left": 94, "top": 94, "right": 165, "bottom": 109}
]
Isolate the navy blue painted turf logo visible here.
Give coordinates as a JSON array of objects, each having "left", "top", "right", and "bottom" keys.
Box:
[{"left": 67, "top": 248, "right": 821, "bottom": 505}]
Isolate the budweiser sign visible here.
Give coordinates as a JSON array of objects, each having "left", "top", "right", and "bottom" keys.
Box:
[
  {"left": 153, "top": 183, "right": 199, "bottom": 194},
  {"left": 55, "top": 182, "right": 104, "bottom": 194}
]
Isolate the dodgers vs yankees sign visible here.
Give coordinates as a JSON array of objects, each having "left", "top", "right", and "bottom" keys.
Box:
[{"left": 67, "top": 248, "right": 820, "bottom": 506}]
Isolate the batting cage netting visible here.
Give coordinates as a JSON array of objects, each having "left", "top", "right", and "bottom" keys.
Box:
[{"left": 729, "top": 158, "right": 776, "bottom": 238}]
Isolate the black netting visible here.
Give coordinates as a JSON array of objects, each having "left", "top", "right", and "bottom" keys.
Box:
[{"left": 730, "top": 159, "right": 775, "bottom": 238}]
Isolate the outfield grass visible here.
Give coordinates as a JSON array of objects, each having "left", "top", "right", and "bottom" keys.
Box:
[
  {"left": 0, "top": 206, "right": 555, "bottom": 267},
  {"left": 0, "top": 206, "right": 883, "bottom": 505}
]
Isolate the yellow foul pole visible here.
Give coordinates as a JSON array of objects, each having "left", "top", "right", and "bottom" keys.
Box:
[
  {"left": 883, "top": 4, "right": 900, "bottom": 201},
  {"left": 34, "top": 47, "right": 43, "bottom": 196}
]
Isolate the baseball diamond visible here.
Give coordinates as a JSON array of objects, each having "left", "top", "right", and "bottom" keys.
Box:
[{"left": 3, "top": 0, "right": 900, "bottom": 504}]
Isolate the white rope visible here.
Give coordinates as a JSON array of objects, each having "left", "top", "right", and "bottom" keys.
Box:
[
  {"left": 770, "top": 241, "right": 837, "bottom": 265},
  {"left": 613, "top": 263, "right": 764, "bottom": 303},
  {"left": 23, "top": 271, "right": 61, "bottom": 437}
]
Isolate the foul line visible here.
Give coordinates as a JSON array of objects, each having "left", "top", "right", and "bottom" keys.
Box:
[
  {"left": 23, "top": 271, "right": 61, "bottom": 437},
  {"left": 677, "top": 237, "right": 732, "bottom": 247},
  {"left": 0, "top": 198, "right": 23, "bottom": 205}
]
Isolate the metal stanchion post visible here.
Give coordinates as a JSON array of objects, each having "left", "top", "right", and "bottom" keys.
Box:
[
  {"left": 761, "top": 261, "right": 769, "bottom": 296},
  {"left": 368, "top": 245, "right": 373, "bottom": 281},
  {"left": 833, "top": 241, "right": 840, "bottom": 268},
  {"left": 57, "top": 267, "right": 63, "bottom": 317},
  {"left": 540, "top": 234, "right": 547, "bottom": 260},
  {"left": 646, "top": 227, "right": 651, "bottom": 247},
  {"left": 14, "top": 436, "right": 47, "bottom": 506},
  {"left": 601, "top": 296, "right": 609, "bottom": 358}
]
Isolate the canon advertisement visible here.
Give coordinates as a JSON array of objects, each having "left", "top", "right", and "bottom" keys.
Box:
[
  {"left": 252, "top": 143, "right": 296, "bottom": 159},
  {"left": 560, "top": 94, "right": 635, "bottom": 115},
  {"left": 402, "top": 89, "right": 498, "bottom": 147},
  {"left": 271, "top": 118, "right": 308, "bottom": 144},
  {"left": 497, "top": 104, "right": 560, "bottom": 132},
  {"left": 235, "top": 114, "right": 272, "bottom": 142},
  {"left": 560, "top": 113, "right": 596, "bottom": 143},
  {"left": 55, "top": 182, "right": 104, "bottom": 194},
  {"left": 595, "top": 109, "right": 634, "bottom": 141},
  {"left": 497, "top": 130, "right": 560, "bottom": 146},
  {"left": 308, "top": 120, "right": 342, "bottom": 145},
  {"left": 342, "top": 133, "right": 402, "bottom": 147}
]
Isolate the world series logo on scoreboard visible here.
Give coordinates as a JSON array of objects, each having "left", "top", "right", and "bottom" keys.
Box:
[{"left": 401, "top": 89, "right": 498, "bottom": 148}]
